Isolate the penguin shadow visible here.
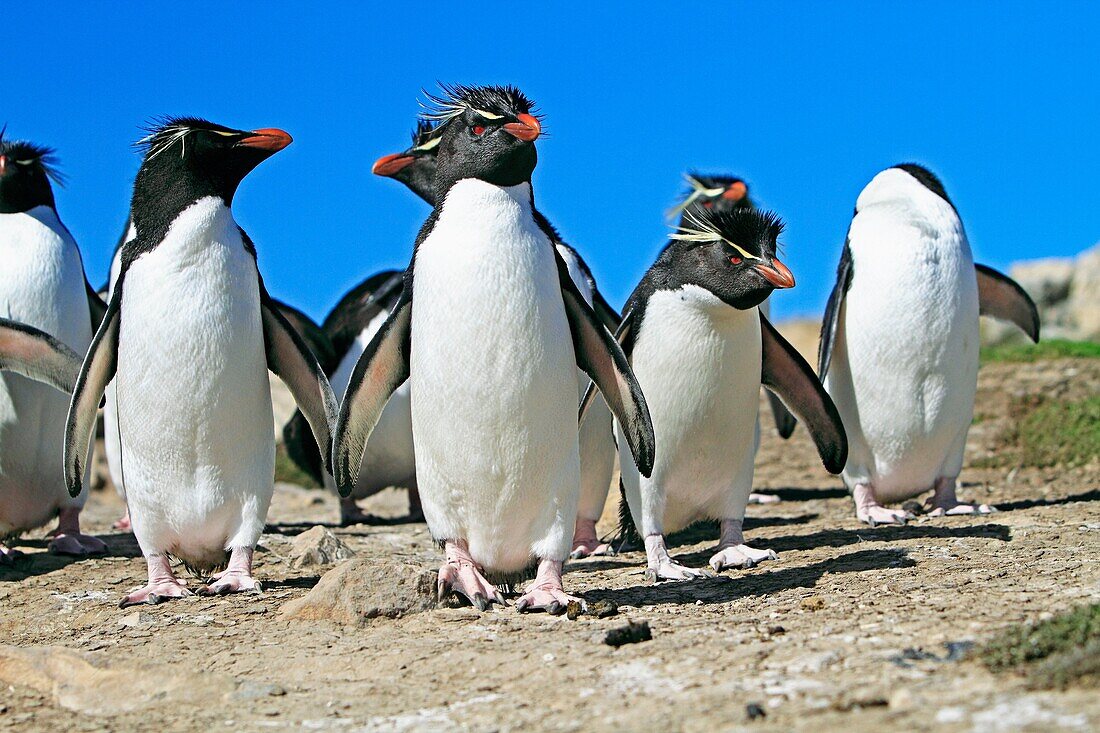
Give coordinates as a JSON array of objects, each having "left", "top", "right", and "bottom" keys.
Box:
[
  {"left": 261, "top": 575, "right": 322, "bottom": 591},
  {"left": 994, "top": 488, "right": 1100, "bottom": 513},
  {"left": 766, "top": 486, "right": 849, "bottom": 502},
  {"left": 755, "top": 522, "right": 1012, "bottom": 555},
  {"left": 583, "top": 548, "right": 915, "bottom": 609},
  {"left": 265, "top": 514, "right": 425, "bottom": 536},
  {"left": 0, "top": 530, "right": 141, "bottom": 581}
]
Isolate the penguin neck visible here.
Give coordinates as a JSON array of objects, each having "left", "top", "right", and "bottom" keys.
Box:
[
  {"left": 396, "top": 163, "right": 437, "bottom": 206},
  {"left": 668, "top": 284, "right": 754, "bottom": 322},
  {"left": 437, "top": 179, "right": 533, "bottom": 216}
]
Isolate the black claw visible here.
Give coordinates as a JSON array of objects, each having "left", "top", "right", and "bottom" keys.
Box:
[
  {"left": 516, "top": 598, "right": 530, "bottom": 613},
  {"left": 147, "top": 593, "right": 163, "bottom": 605},
  {"left": 472, "top": 592, "right": 489, "bottom": 612},
  {"left": 547, "top": 601, "right": 564, "bottom": 616},
  {"left": 216, "top": 584, "right": 231, "bottom": 596}
]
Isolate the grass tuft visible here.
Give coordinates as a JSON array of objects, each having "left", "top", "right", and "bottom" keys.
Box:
[
  {"left": 997, "top": 395, "right": 1100, "bottom": 469},
  {"left": 981, "top": 339, "right": 1100, "bottom": 363},
  {"left": 980, "top": 604, "right": 1100, "bottom": 689}
]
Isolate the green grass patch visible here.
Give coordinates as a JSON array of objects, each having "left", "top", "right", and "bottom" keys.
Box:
[
  {"left": 999, "top": 395, "right": 1100, "bottom": 469},
  {"left": 275, "top": 442, "right": 321, "bottom": 488},
  {"left": 979, "top": 604, "right": 1100, "bottom": 689},
  {"left": 981, "top": 339, "right": 1100, "bottom": 363}
]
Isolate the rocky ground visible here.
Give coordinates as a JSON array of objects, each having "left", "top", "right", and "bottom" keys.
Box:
[{"left": 1, "top": 357, "right": 1097, "bottom": 733}]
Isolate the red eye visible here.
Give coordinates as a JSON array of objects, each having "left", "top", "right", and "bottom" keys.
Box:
[
  {"left": 703, "top": 201, "right": 714, "bottom": 209},
  {"left": 472, "top": 125, "right": 486, "bottom": 135},
  {"left": 730, "top": 257, "right": 742, "bottom": 265}
]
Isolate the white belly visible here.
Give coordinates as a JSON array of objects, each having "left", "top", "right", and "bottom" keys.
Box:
[
  {"left": 826, "top": 207, "right": 980, "bottom": 501},
  {"left": 115, "top": 198, "right": 274, "bottom": 567},
  {"left": 327, "top": 310, "right": 415, "bottom": 498},
  {"left": 410, "top": 180, "right": 580, "bottom": 574},
  {"left": 0, "top": 207, "right": 93, "bottom": 534},
  {"left": 619, "top": 287, "right": 761, "bottom": 535}
]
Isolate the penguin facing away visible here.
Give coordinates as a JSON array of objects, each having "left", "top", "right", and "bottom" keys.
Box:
[
  {"left": 668, "top": 173, "right": 798, "bottom": 505},
  {"left": 63, "top": 117, "right": 338, "bottom": 607},
  {"left": 818, "top": 164, "right": 1039, "bottom": 526},
  {"left": 0, "top": 133, "right": 108, "bottom": 562},
  {"left": 371, "top": 116, "right": 621, "bottom": 559},
  {"left": 605, "top": 207, "right": 847, "bottom": 580},
  {"left": 334, "top": 84, "right": 654, "bottom": 613}
]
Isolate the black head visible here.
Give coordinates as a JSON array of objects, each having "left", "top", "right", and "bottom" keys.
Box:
[
  {"left": 130, "top": 116, "right": 291, "bottom": 234},
  {"left": 421, "top": 84, "right": 542, "bottom": 197},
  {"left": 891, "top": 163, "right": 955, "bottom": 209},
  {"left": 0, "top": 130, "right": 64, "bottom": 214},
  {"left": 662, "top": 208, "right": 793, "bottom": 310},
  {"left": 371, "top": 118, "right": 441, "bottom": 205},
  {"left": 669, "top": 172, "right": 753, "bottom": 223}
]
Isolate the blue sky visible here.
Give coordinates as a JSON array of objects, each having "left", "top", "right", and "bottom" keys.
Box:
[{"left": 6, "top": 4, "right": 1097, "bottom": 321}]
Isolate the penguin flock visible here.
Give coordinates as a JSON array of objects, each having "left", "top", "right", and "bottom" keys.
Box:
[{"left": 0, "top": 83, "right": 1041, "bottom": 612}]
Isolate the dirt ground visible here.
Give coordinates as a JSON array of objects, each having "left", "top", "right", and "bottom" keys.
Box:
[{"left": 1, "top": 357, "right": 1097, "bottom": 733}]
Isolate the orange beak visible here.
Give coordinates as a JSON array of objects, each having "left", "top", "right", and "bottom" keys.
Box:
[
  {"left": 237, "top": 128, "right": 293, "bottom": 152},
  {"left": 503, "top": 113, "right": 541, "bottom": 142},
  {"left": 372, "top": 153, "right": 416, "bottom": 177},
  {"left": 754, "top": 257, "right": 795, "bottom": 289},
  {"left": 722, "top": 181, "right": 747, "bottom": 201}
]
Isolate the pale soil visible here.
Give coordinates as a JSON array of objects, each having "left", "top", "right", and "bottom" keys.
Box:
[{"left": 0, "top": 358, "right": 1097, "bottom": 733}]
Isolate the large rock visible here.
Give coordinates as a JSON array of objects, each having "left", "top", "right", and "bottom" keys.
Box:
[{"left": 281, "top": 558, "right": 436, "bottom": 626}]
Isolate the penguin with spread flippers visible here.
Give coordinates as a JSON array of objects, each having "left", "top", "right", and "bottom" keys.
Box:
[
  {"left": 0, "top": 132, "right": 107, "bottom": 562},
  {"left": 607, "top": 208, "right": 846, "bottom": 580},
  {"left": 333, "top": 85, "right": 654, "bottom": 612},
  {"left": 63, "top": 117, "right": 337, "bottom": 606},
  {"left": 371, "top": 116, "right": 620, "bottom": 558},
  {"left": 818, "top": 164, "right": 1039, "bottom": 526}
]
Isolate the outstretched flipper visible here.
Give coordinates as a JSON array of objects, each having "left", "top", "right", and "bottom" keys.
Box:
[
  {"left": 975, "top": 264, "right": 1040, "bottom": 343},
  {"left": 0, "top": 318, "right": 82, "bottom": 393},
  {"left": 271, "top": 298, "right": 337, "bottom": 372},
  {"left": 761, "top": 313, "right": 848, "bottom": 474},
  {"left": 331, "top": 279, "right": 413, "bottom": 496},
  {"left": 818, "top": 239, "right": 853, "bottom": 378},
  {"left": 260, "top": 287, "right": 339, "bottom": 475},
  {"left": 556, "top": 257, "right": 655, "bottom": 478},
  {"left": 65, "top": 282, "right": 124, "bottom": 497}
]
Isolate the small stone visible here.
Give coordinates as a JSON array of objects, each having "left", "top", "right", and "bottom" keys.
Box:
[
  {"left": 590, "top": 600, "right": 618, "bottom": 618},
  {"left": 901, "top": 500, "right": 924, "bottom": 516},
  {"left": 746, "top": 702, "right": 766, "bottom": 720},
  {"left": 800, "top": 596, "right": 825, "bottom": 611},
  {"left": 566, "top": 600, "right": 583, "bottom": 621},
  {"left": 286, "top": 526, "right": 355, "bottom": 568},
  {"left": 889, "top": 688, "right": 916, "bottom": 711},
  {"left": 117, "top": 611, "right": 154, "bottom": 628},
  {"left": 766, "top": 624, "right": 786, "bottom": 636},
  {"left": 604, "top": 620, "right": 651, "bottom": 647},
  {"left": 281, "top": 559, "right": 436, "bottom": 626}
]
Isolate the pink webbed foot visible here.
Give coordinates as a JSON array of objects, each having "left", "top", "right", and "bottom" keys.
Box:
[
  {"left": 644, "top": 534, "right": 707, "bottom": 582},
  {"left": 437, "top": 540, "right": 506, "bottom": 611},
  {"left": 47, "top": 508, "right": 107, "bottom": 557},
  {"left": 113, "top": 511, "right": 132, "bottom": 531},
  {"left": 748, "top": 493, "right": 781, "bottom": 504},
  {"left": 516, "top": 559, "right": 582, "bottom": 615},
  {"left": 120, "top": 555, "right": 191, "bottom": 608},
  {"left": 710, "top": 518, "right": 778, "bottom": 571},
  {"left": 569, "top": 518, "right": 611, "bottom": 559},
  {"left": 0, "top": 544, "right": 25, "bottom": 565},
  {"left": 853, "top": 484, "right": 913, "bottom": 527},
  {"left": 198, "top": 547, "right": 261, "bottom": 596},
  {"left": 925, "top": 477, "right": 997, "bottom": 517}
]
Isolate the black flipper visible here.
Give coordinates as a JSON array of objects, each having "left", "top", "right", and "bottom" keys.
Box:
[
  {"left": 331, "top": 278, "right": 413, "bottom": 497},
  {"left": 766, "top": 390, "right": 798, "bottom": 439},
  {"left": 592, "top": 288, "right": 622, "bottom": 334},
  {"left": 975, "top": 263, "right": 1040, "bottom": 343},
  {"left": 818, "top": 239, "right": 853, "bottom": 378},
  {"left": 65, "top": 281, "right": 124, "bottom": 497},
  {"left": 0, "top": 318, "right": 82, "bottom": 393},
  {"left": 260, "top": 286, "right": 339, "bottom": 476},
  {"left": 761, "top": 312, "right": 848, "bottom": 474},
  {"left": 556, "top": 256, "right": 655, "bottom": 478},
  {"left": 271, "top": 298, "right": 337, "bottom": 373},
  {"left": 579, "top": 306, "right": 636, "bottom": 419},
  {"left": 85, "top": 279, "right": 109, "bottom": 331}
]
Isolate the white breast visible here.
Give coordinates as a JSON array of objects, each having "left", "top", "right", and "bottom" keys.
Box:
[
  {"left": 115, "top": 197, "right": 274, "bottom": 568},
  {"left": 0, "top": 206, "right": 94, "bottom": 534},
  {"left": 410, "top": 179, "right": 580, "bottom": 575},
  {"left": 619, "top": 286, "right": 761, "bottom": 535},
  {"left": 827, "top": 178, "right": 980, "bottom": 500}
]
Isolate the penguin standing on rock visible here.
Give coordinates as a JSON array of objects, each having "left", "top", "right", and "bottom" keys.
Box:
[
  {"left": 334, "top": 85, "right": 654, "bottom": 612},
  {"left": 608, "top": 208, "right": 847, "bottom": 580},
  {"left": 818, "top": 164, "right": 1039, "bottom": 525},
  {"left": 0, "top": 133, "right": 107, "bottom": 562},
  {"left": 370, "top": 115, "right": 621, "bottom": 559},
  {"left": 62, "top": 117, "right": 337, "bottom": 606}
]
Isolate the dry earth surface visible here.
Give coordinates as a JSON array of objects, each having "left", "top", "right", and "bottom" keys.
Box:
[{"left": 1, "top": 356, "right": 1097, "bottom": 732}]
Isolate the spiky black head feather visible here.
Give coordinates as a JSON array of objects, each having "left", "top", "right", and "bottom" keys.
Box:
[
  {"left": 0, "top": 128, "right": 63, "bottom": 213},
  {"left": 421, "top": 83, "right": 540, "bottom": 125},
  {"left": 668, "top": 171, "right": 754, "bottom": 223}
]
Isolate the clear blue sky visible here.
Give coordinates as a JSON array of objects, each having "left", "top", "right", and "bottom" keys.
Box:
[{"left": 6, "top": 4, "right": 1097, "bottom": 321}]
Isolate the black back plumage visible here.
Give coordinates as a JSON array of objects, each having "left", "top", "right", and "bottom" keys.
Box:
[{"left": 0, "top": 130, "right": 63, "bottom": 213}]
